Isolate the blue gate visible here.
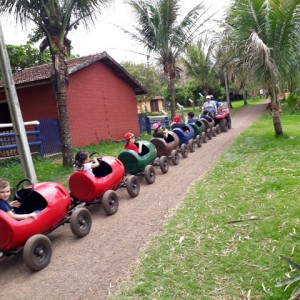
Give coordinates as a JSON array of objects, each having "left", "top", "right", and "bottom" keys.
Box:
[{"left": 38, "top": 119, "right": 62, "bottom": 156}]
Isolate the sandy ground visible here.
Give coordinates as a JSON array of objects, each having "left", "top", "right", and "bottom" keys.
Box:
[{"left": 0, "top": 101, "right": 268, "bottom": 300}]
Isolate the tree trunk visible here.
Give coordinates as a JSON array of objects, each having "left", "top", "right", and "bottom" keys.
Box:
[
  {"left": 243, "top": 89, "right": 248, "bottom": 105},
  {"left": 270, "top": 85, "right": 283, "bottom": 136},
  {"left": 168, "top": 74, "right": 176, "bottom": 120},
  {"left": 52, "top": 52, "right": 73, "bottom": 167},
  {"left": 224, "top": 69, "right": 231, "bottom": 108}
]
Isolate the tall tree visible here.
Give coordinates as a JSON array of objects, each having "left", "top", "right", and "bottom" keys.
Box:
[
  {"left": 0, "top": 0, "right": 112, "bottom": 166},
  {"left": 227, "top": 0, "right": 300, "bottom": 136},
  {"left": 181, "top": 41, "right": 218, "bottom": 96},
  {"left": 121, "top": 61, "right": 163, "bottom": 100},
  {"left": 5, "top": 43, "right": 52, "bottom": 73},
  {"left": 124, "top": 0, "right": 208, "bottom": 119}
]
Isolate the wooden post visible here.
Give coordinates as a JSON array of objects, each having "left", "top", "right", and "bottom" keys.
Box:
[{"left": 0, "top": 23, "right": 37, "bottom": 183}]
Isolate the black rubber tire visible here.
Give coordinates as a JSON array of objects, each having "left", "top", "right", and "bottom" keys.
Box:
[
  {"left": 220, "top": 119, "right": 228, "bottom": 132},
  {"left": 202, "top": 132, "right": 207, "bottom": 143},
  {"left": 207, "top": 128, "right": 212, "bottom": 140},
  {"left": 171, "top": 150, "right": 180, "bottom": 165},
  {"left": 189, "top": 139, "right": 195, "bottom": 152},
  {"left": 126, "top": 175, "right": 140, "bottom": 198},
  {"left": 23, "top": 234, "right": 52, "bottom": 271},
  {"left": 102, "top": 190, "right": 119, "bottom": 215},
  {"left": 227, "top": 116, "right": 232, "bottom": 129},
  {"left": 216, "top": 124, "right": 221, "bottom": 134},
  {"left": 159, "top": 156, "right": 169, "bottom": 174},
  {"left": 180, "top": 144, "right": 188, "bottom": 158},
  {"left": 70, "top": 207, "right": 92, "bottom": 238},
  {"left": 196, "top": 135, "right": 202, "bottom": 147},
  {"left": 144, "top": 165, "right": 156, "bottom": 184},
  {"left": 212, "top": 127, "right": 217, "bottom": 137}
]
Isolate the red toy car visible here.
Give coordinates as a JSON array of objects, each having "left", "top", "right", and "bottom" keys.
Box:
[
  {"left": 0, "top": 179, "right": 92, "bottom": 271},
  {"left": 214, "top": 104, "right": 232, "bottom": 132},
  {"left": 69, "top": 154, "right": 140, "bottom": 215}
]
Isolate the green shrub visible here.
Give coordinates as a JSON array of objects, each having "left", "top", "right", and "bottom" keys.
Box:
[{"left": 286, "top": 93, "right": 300, "bottom": 109}]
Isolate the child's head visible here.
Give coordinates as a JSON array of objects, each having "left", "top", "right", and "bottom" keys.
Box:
[
  {"left": 74, "top": 150, "right": 89, "bottom": 169},
  {"left": 151, "top": 121, "right": 162, "bottom": 131},
  {"left": 0, "top": 178, "right": 11, "bottom": 201},
  {"left": 173, "top": 115, "right": 181, "bottom": 123},
  {"left": 124, "top": 132, "right": 135, "bottom": 143},
  {"left": 187, "top": 112, "right": 194, "bottom": 119}
]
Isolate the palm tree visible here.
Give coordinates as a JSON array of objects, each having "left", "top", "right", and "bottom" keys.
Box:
[
  {"left": 124, "top": 0, "right": 208, "bottom": 119},
  {"left": 226, "top": 0, "right": 300, "bottom": 136},
  {"left": 181, "top": 41, "right": 218, "bottom": 96},
  {"left": 0, "top": 0, "right": 112, "bottom": 166}
]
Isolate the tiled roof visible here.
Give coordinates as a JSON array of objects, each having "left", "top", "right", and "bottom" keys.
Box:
[{"left": 1, "top": 52, "right": 147, "bottom": 95}]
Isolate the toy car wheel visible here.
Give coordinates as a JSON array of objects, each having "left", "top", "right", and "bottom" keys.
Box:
[
  {"left": 188, "top": 139, "right": 195, "bottom": 152},
  {"left": 70, "top": 207, "right": 92, "bottom": 238},
  {"left": 171, "top": 150, "right": 180, "bottom": 165},
  {"left": 216, "top": 124, "right": 221, "bottom": 134},
  {"left": 181, "top": 144, "right": 188, "bottom": 158},
  {"left": 212, "top": 127, "right": 217, "bottom": 137},
  {"left": 126, "top": 175, "right": 140, "bottom": 198},
  {"left": 159, "top": 156, "right": 169, "bottom": 174},
  {"left": 102, "top": 190, "right": 119, "bottom": 215},
  {"left": 201, "top": 132, "right": 207, "bottom": 143},
  {"left": 196, "top": 135, "right": 202, "bottom": 148},
  {"left": 144, "top": 165, "right": 156, "bottom": 184},
  {"left": 23, "top": 234, "right": 52, "bottom": 271},
  {"left": 220, "top": 119, "right": 228, "bottom": 132},
  {"left": 207, "top": 128, "right": 212, "bottom": 140},
  {"left": 227, "top": 117, "right": 232, "bottom": 129}
]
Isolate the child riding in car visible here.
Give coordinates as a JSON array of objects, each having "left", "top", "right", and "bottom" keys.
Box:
[
  {"left": 74, "top": 150, "right": 100, "bottom": 174},
  {"left": 152, "top": 121, "right": 169, "bottom": 139},
  {"left": 124, "top": 132, "right": 142, "bottom": 154},
  {"left": 0, "top": 178, "right": 37, "bottom": 220}
]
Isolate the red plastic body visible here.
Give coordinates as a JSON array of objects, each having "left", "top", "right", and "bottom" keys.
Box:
[
  {"left": 214, "top": 108, "right": 230, "bottom": 119},
  {"left": 69, "top": 156, "right": 125, "bottom": 201},
  {"left": 0, "top": 182, "right": 71, "bottom": 251}
]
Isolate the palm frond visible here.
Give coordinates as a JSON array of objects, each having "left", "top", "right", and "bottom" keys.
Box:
[{"left": 280, "top": 256, "right": 300, "bottom": 272}]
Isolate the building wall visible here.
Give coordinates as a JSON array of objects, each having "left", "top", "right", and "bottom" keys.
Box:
[
  {"left": 16, "top": 84, "right": 58, "bottom": 121},
  {"left": 67, "top": 62, "right": 139, "bottom": 147},
  {"left": 0, "top": 84, "right": 57, "bottom": 123}
]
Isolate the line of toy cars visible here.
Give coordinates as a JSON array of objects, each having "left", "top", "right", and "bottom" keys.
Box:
[{"left": 0, "top": 108, "right": 231, "bottom": 271}]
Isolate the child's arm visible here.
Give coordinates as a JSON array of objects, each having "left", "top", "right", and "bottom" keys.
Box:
[
  {"left": 163, "top": 129, "right": 169, "bottom": 138},
  {"left": 7, "top": 210, "right": 37, "bottom": 220},
  {"left": 91, "top": 157, "right": 100, "bottom": 169},
  {"left": 10, "top": 200, "right": 21, "bottom": 208},
  {"left": 137, "top": 142, "right": 143, "bottom": 154}
]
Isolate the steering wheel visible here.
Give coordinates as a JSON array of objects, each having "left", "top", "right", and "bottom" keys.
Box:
[
  {"left": 90, "top": 151, "right": 102, "bottom": 162},
  {"left": 14, "top": 178, "right": 34, "bottom": 201}
]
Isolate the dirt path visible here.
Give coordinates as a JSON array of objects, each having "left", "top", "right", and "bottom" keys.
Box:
[{"left": 0, "top": 101, "right": 268, "bottom": 300}]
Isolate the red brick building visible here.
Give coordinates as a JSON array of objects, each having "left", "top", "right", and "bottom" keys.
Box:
[{"left": 0, "top": 52, "right": 147, "bottom": 153}]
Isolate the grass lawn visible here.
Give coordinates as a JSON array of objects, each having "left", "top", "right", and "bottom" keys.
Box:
[{"left": 111, "top": 109, "right": 300, "bottom": 299}]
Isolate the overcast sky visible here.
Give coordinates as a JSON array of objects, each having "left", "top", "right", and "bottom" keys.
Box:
[{"left": 1, "top": 0, "right": 229, "bottom": 64}]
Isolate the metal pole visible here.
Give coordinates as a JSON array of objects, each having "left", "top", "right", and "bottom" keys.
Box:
[{"left": 0, "top": 23, "right": 37, "bottom": 183}]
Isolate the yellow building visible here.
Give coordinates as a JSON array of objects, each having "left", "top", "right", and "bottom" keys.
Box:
[{"left": 137, "top": 96, "right": 164, "bottom": 113}]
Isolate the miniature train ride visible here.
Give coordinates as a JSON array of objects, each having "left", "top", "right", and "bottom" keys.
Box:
[{"left": 1, "top": 113, "right": 231, "bottom": 271}]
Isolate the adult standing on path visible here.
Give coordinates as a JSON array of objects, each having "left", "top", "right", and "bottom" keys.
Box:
[{"left": 0, "top": 101, "right": 268, "bottom": 300}]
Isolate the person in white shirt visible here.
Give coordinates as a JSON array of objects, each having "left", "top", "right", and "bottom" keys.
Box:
[{"left": 202, "top": 95, "right": 217, "bottom": 117}]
